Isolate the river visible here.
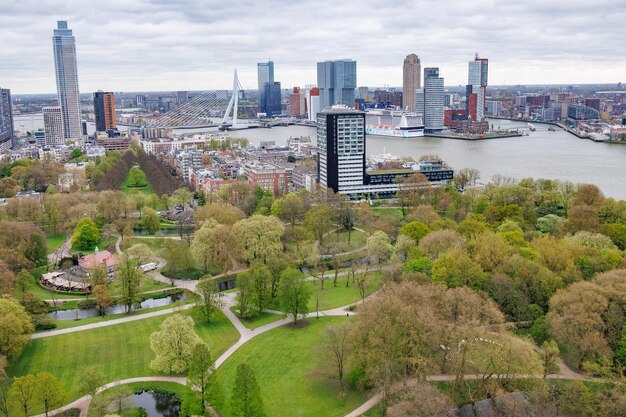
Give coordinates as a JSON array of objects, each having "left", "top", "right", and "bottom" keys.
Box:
[{"left": 13, "top": 114, "right": 626, "bottom": 199}]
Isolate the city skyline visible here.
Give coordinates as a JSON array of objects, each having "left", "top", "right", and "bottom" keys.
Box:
[{"left": 1, "top": 1, "right": 625, "bottom": 94}]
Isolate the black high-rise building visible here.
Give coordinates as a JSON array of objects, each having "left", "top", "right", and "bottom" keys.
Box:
[
  {"left": 317, "top": 107, "right": 366, "bottom": 194},
  {"left": 0, "top": 88, "right": 15, "bottom": 149},
  {"left": 262, "top": 82, "right": 282, "bottom": 117}
]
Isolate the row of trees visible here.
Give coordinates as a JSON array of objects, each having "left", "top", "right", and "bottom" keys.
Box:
[
  {"left": 136, "top": 150, "right": 182, "bottom": 196},
  {"left": 93, "top": 150, "right": 135, "bottom": 191}
]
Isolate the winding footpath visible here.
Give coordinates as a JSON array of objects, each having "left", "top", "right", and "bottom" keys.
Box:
[{"left": 36, "top": 236, "right": 592, "bottom": 417}]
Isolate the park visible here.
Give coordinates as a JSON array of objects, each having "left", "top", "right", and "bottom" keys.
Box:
[{"left": 1, "top": 149, "right": 626, "bottom": 417}]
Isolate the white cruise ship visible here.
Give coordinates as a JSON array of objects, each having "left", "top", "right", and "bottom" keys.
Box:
[{"left": 365, "top": 109, "right": 425, "bottom": 138}]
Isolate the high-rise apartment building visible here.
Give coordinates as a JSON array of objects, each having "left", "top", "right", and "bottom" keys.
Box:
[
  {"left": 424, "top": 68, "right": 444, "bottom": 132},
  {"left": 262, "top": 82, "right": 282, "bottom": 117},
  {"left": 317, "top": 107, "right": 365, "bottom": 193},
  {"left": 402, "top": 54, "right": 421, "bottom": 112},
  {"left": 257, "top": 61, "right": 275, "bottom": 113},
  {"left": 43, "top": 106, "right": 65, "bottom": 146},
  {"left": 467, "top": 55, "right": 488, "bottom": 121},
  {"left": 0, "top": 88, "right": 15, "bottom": 149},
  {"left": 52, "top": 21, "right": 82, "bottom": 140},
  {"left": 317, "top": 60, "right": 357, "bottom": 108},
  {"left": 94, "top": 91, "right": 116, "bottom": 132}
]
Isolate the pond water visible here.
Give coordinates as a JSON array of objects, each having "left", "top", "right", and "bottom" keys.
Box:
[
  {"left": 133, "top": 390, "right": 181, "bottom": 417},
  {"left": 48, "top": 293, "right": 186, "bottom": 320}
]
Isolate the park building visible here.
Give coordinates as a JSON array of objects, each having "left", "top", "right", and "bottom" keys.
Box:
[{"left": 317, "top": 106, "right": 453, "bottom": 199}]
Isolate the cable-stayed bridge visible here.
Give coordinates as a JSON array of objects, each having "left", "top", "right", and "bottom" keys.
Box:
[{"left": 145, "top": 70, "right": 257, "bottom": 129}]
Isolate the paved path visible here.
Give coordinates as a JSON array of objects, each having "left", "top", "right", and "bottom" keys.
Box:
[
  {"left": 32, "top": 304, "right": 195, "bottom": 339},
  {"left": 47, "top": 236, "right": 72, "bottom": 265}
]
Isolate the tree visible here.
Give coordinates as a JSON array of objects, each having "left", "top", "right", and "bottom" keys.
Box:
[
  {"left": 566, "top": 204, "right": 600, "bottom": 233},
  {"left": 230, "top": 364, "right": 266, "bottom": 417},
  {"left": 195, "top": 279, "right": 222, "bottom": 322},
  {"left": 418, "top": 229, "right": 465, "bottom": 259},
  {"left": 9, "top": 374, "right": 37, "bottom": 417},
  {"left": 88, "top": 265, "right": 109, "bottom": 288},
  {"left": 233, "top": 215, "right": 285, "bottom": 263},
  {"left": 541, "top": 340, "right": 560, "bottom": 378},
  {"left": 78, "top": 366, "right": 105, "bottom": 398},
  {"left": 14, "top": 270, "right": 33, "bottom": 299},
  {"left": 191, "top": 222, "right": 243, "bottom": 274},
  {"left": 116, "top": 254, "right": 143, "bottom": 313},
  {"left": 319, "top": 324, "right": 350, "bottom": 391},
  {"left": 71, "top": 217, "right": 100, "bottom": 250},
  {"left": 335, "top": 200, "right": 356, "bottom": 242},
  {"left": 399, "top": 221, "right": 431, "bottom": 243},
  {"left": 92, "top": 284, "right": 113, "bottom": 316},
  {"left": 0, "top": 262, "right": 16, "bottom": 295},
  {"left": 170, "top": 188, "right": 194, "bottom": 208},
  {"left": 396, "top": 173, "right": 432, "bottom": 214},
  {"left": 107, "top": 385, "right": 133, "bottom": 415},
  {"left": 34, "top": 372, "right": 66, "bottom": 417},
  {"left": 150, "top": 313, "right": 200, "bottom": 374},
  {"left": 249, "top": 263, "right": 271, "bottom": 314},
  {"left": 195, "top": 203, "right": 245, "bottom": 226},
  {"left": 127, "top": 166, "right": 148, "bottom": 188},
  {"left": 304, "top": 204, "right": 334, "bottom": 244},
  {"left": 279, "top": 268, "right": 312, "bottom": 324},
  {"left": 0, "top": 298, "right": 34, "bottom": 360},
  {"left": 235, "top": 271, "right": 258, "bottom": 319},
  {"left": 141, "top": 207, "right": 161, "bottom": 234},
  {"left": 187, "top": 343, "right": 222, "bottom": 415},
  {"left": 278, "top": 193, "right": 305, "bottom": 227},
  {"left": 366, "top": 231, "right": 393, "bottom": 269}
]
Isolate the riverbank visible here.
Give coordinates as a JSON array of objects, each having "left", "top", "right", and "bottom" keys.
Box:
[{"left": 425, "top": 131, "right": 524, "bottom": 141}]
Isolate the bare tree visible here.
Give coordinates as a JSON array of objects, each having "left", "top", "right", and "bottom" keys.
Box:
[{"left": 319, "top": 324, "right": 351, "bottom": 392}]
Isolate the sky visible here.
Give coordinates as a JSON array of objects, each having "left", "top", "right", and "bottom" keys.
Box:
[{"left": 1, "top": 0, "right": 625, "bottom": 94}]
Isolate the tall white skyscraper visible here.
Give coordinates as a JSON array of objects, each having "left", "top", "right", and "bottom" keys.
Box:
[
  {"left": 43, "top": 106, "right": 65, "bottom": 146},
  {"left": 52, "top": 21, "right": 82, "bottom": 140},
  {"left": 424, "top": 68, "right": 444, "bottom": 132}
]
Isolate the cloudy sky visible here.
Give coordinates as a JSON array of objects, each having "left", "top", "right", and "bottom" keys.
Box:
[{"left": 1, "top": 0, "right": 625, "bottom": 94}]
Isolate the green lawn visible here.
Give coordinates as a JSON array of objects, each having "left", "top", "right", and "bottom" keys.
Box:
[
  {"left": 229, "top": 307, "right": 286, "bottom": 330},
  {"left": 305, "top": 272, "right": 383, "bottom": 312},
  {"left": 120, "top": 173, "right": 166, "bottom": 211},
  {"left": 213, "top": 316, "right": 366, "bottom": 417},
  {"left": 46, "top": 234, "right": 67, "bottom": 254},
  {"left": 8, "top": 311, "right": 238, "bottom": 404},
  {"left": 322, "top": 229, "right": 368, "bottom": 252}
]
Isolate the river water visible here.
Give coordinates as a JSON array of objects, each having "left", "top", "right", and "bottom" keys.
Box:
[{"left": 14, "top": 114, "right": 626, "bottom": 199}]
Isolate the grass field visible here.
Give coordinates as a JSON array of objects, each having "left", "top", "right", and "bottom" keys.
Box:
[
  {"left": 46, "top": 234, "right": 67, "bottom": 254},
  {"left": 119, "top": 173, "right": 167, "bottom": 211},
  {"left": 321, "top": 229, "right": 368, "bottom": 252},
  {"left": 8, "top": 311, "right": 238, "bottom": 404},
  {"left": 230, "top": 307, "right": 286, "bottom": 330},
  {"left": 305, "top": 272, "right": 383, "bottom": 312},
  {"left": 213, "top": 316, "right": 365, "bottom": 417}
]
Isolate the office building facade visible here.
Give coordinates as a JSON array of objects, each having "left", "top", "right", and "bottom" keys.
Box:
[
  {"left": 317, "top": 60, "right": 356, "bottom": 108},
  {"left": 262, "top": 82, "right": 282, "bottom": 117},
  {"left": 52, "top": 21, "right": 82, "bottom": 140},
  {"left": 424, "top": 68, "right": 444, "bottom": 132},
  {"left": 94, "top": 91, "right": 116, "bottom": 132},
  {"left": 0, "top": 88, "right": 15, "bottom": 149},
  {"left": 467, "top": 56, "right": 488, "bottom": 121},
  {"left": 257, "top": 61, "right": 274, "bottom": 113},
  {"left": 402, "top": 54, "right": 421, "bottom": 112},
  {"left": 43, "top": 106, "right": 65, "bottom": 146},
  {"left": 289, "top": 87, "right": 306, "bottom": 117}
]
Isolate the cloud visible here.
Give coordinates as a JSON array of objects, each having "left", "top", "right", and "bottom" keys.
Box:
[{"left": 0, "top": 0, "right": 625, "bottom": 93}]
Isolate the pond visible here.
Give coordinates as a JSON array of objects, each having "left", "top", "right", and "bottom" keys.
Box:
[
  {"left": 48, "top": 293, "right": 187, "bottom": 320},
  {"left": 133, "top": 390, "right": 181, "bottom": 417}
]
